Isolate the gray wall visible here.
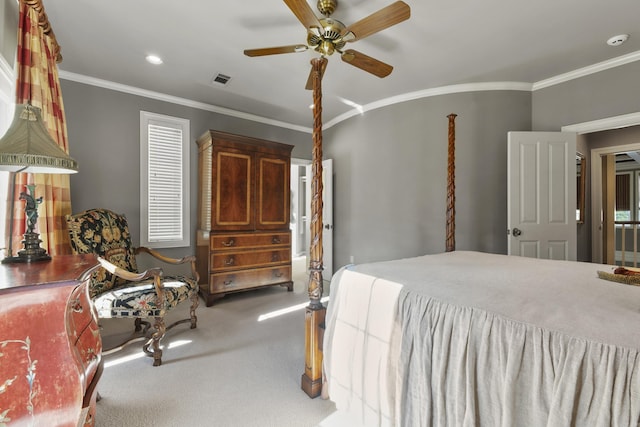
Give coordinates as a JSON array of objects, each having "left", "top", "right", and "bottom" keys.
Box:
[
  {"left": 0, "top": 0, "right": 17, "bottom": 70},
  {"left": 59, "top": 60, "right": 640, "bottom": 270},
  {"left": 323, "top": 91, "right": 531, "bottom": 269},
  {"left": 532, "top": 61, "right": 640, "bottom": 263},
  {"left": 60, "top": 80, "right": 312, "bottom": 259},
  {"left": 532, "top": 61, "right": 640, "bottom": 131}
]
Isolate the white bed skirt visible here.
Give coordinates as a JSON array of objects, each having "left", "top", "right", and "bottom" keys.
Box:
[{"left": 323, "top": 251, "right": 640, "bottom": 427}]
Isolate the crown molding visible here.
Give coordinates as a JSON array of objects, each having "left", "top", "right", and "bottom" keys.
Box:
[
  {"left": 324, "top": 82, "right": 532, "bottom": 129},
  {"left": 561, "top": 112, "right": 640, "bottom": 134},
  {"left": 58, "top": 50, "right": 640, "bottom": 132},
  {"left": 58, "top": 70, "right": 313, "bottom": 134},
  {"left": 533, "top": 50, "right": 640, "bottom": 91}
]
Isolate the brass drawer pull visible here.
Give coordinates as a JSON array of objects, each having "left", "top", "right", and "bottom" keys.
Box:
[
  {"left": 222, "top": 238, "right": 235, "bottom": 247},
  {"left": 71, "top": 298, "right": 84, "bottom": 313},
  {"left": 271, "top": 236, "right": 281, "bottom": 244},
  {"left": 86, "top": 348, "right": 98, "bottom": 362},
  {"left": 273, "top": 271, "right": 284, "bottom": 278},
  {"left": 271, "top": 253, "right": 279, "bottom": 262},
  {"left": 225, "top": 256, "right": 235, "bottom": 266},
  {"left": 224, "top": 279, "right": 234, "bottom": 286}
]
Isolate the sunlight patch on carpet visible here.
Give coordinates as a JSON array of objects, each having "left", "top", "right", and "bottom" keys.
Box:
[
  {"left": 103, "top": 339, "right": 192, "bottom": 368},
  {"left": 257, "top": 296, "right": 330, "bottom": 322}
]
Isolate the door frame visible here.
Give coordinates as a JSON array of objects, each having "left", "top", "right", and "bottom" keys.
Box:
[
  {"left": 589, "top": 142, "right": 640, "bottom": 263},
  {"left": 561, "top": 111, "right": 640, "bottom": 263}
]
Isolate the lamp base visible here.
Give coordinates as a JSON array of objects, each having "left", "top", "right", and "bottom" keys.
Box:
[{"left": 2, "top": 232, "right": 51, "bottom": 263}]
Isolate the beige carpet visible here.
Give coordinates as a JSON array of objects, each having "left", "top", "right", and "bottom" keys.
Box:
[{"left": 96, "top": 257, "right": 336, "bottom": 427}]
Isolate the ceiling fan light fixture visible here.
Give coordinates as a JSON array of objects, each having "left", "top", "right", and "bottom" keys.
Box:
[{"left": 319, "top": 40, "right": 335, "bottom": 56}]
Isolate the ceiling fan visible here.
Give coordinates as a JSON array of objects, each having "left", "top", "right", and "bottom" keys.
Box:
[{"left": 244, "top": 0, "right": 411, "bottom": 89}]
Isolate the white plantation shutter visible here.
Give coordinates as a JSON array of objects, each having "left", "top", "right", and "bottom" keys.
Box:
[{"left": 140, "top": 112, "right": 190, "bottom": 248}]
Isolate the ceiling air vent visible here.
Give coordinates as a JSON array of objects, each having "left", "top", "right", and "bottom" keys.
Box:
[{"left": 212, "top": 73, "right": 232, "bottom": 86}]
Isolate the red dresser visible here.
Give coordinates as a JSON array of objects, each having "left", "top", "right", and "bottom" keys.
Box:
[{"left": 0, "top": 255, "right": 102, "bottom": 426}]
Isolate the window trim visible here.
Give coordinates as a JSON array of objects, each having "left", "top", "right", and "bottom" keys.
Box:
[
  {"left": 0, "top": 42, "right": 16, "bottom": 258},
  {"left": 140, "top": 111, "right": 190, "bottom": 248}
]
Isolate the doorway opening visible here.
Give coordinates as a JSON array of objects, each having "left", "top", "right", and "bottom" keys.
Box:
[
  {"left": 591, "top": 140, "right": 640, "bottom": 264},
  {"left": 291, "top": 159, "right": 310, "bottom": 279},
  {"left": 290, "top": 157, "right": 334, "bottom": 281}
]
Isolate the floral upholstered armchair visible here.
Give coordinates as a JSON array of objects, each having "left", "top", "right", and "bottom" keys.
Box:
[{"left": 66, "top": 208, "right": 199, "bottom": 366}]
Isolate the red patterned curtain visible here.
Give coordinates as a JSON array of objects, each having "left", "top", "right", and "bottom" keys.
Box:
[{"left": 8, "top": 0, "right": 72, "bottom": 256}]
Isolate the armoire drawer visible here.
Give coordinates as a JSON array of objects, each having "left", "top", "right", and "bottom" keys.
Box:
[
  {"left": 209, "top": 265, "right": 292, "bottom": 293},
  {"left": 211, "top": 248, "right": 291, "bottom": 271},
  {"left": 211, "top": 232, "right": 290, "bottom": 250}
]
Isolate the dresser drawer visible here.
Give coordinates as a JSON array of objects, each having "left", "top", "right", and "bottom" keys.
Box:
[
  {"left": 66, "top": 283, "right": 94, "bottom": 341},
  {"left": 210, "top": 265, "right": 292, "bottom": 293},
  {"left": 74, "top": 321, "right": 102, "bottom": 385},
  {"left": 211, "top": 248, "right": 290, "bottom": 271},
  {"left": 211, "top": 232, "right": 290, "bottom": 250}
]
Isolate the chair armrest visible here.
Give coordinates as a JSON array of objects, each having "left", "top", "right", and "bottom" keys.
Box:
[
  {"left": 96, "top": 256, "right": 166, "bottom": 306},
  {"left": 135, "top": 247, "right": 199, "bottom": 283},
  {"left": 96, "top": 256, "right": 163, "bottom": 283},
  {"left": 136, "top": 247, "right": 194, "bottom": 265}
]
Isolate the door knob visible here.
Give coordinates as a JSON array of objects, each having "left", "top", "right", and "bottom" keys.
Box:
[{"left": 512, "top": 227, "right": 522, "bottom": 237}]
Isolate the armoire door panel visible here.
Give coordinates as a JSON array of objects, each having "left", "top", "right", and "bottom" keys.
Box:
[
  {"left": 258, "top": 156, "right": 290, "bottom": 229},
  {"left": 213, "top": 150, "right": 254, "bottom": 230}
]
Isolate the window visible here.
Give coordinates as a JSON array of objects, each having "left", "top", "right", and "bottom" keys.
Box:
[
  {"left": 0, "top": 18, "right": 17, "bottom": 257},
  {"left": 615, "top": 172, "right": 632, "bottom": 221},
  {"left": 140, "top": 111, "right": 190, "bottom": 248}
]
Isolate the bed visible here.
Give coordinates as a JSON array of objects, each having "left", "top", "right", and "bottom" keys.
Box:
[
  {"left": 322, "top": 251, "right": 640, "bottom": 426},
  {"left": 309, "top": 114, "right": 640, "bottom": 426}
]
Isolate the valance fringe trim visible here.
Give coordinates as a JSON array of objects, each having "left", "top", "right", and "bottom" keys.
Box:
[{"left": 0, "top": 153, "right": 77, "bottom": 170}]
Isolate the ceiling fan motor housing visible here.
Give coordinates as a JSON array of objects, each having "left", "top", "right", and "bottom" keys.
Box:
[{"left": 307, "top": 18, "right": 347, "bottom": 55}]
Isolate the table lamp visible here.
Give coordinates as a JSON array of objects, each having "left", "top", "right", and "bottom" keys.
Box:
[{"left": 0, "top": 103, "right": 78, "bottom": 263}]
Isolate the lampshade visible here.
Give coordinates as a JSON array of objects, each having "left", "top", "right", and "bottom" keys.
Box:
[{"left": 0, "top": 103, "right": 78, "bottom": 174}]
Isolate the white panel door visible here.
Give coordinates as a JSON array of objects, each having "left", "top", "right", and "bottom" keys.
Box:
[{"left": 507, "top": 132, "right": 577, "bottom": 260}]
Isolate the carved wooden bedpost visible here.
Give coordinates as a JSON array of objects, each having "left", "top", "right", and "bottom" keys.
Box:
[
  {"left": 302, "top": 57, "right": 328, "bottom": 398},
  {"left": 446, "top": 114, "right": 457, "bottom": 252}
]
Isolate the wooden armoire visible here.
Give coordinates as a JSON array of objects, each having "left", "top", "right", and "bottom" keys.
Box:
[{"left": 196, "top": 130, "right": 294, "bottom": 306}]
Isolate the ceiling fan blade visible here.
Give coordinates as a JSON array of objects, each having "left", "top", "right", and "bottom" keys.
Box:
[
  {"left": 283, "top": 0, "right": 323, "bottom": 32},
  {"left": 305, "top": 59, "right": 328, "bottom": 90},
  {"left": 341, "top": 49, "right": 393, "bottom": 78},
  {"left": 342, "top": 1, "right": 410, "bottom": 42},
  {"left": 244, "top": 45, "right": 308, "bottom": 57}
]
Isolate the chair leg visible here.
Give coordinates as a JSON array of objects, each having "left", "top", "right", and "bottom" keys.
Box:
[
  {"left": 142, "top": 316, "right": 166, "bottom": 366},
  {"left": 189, "top": 291, "right": 199, "bottom": 329}
]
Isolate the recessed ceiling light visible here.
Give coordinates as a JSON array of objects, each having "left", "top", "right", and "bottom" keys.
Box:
[
  {"left": 145, "top": 54, "right": 163, "bottom": 65},
  {"left": 607, "top": 34, "right": 629, "bottom": 47}
]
